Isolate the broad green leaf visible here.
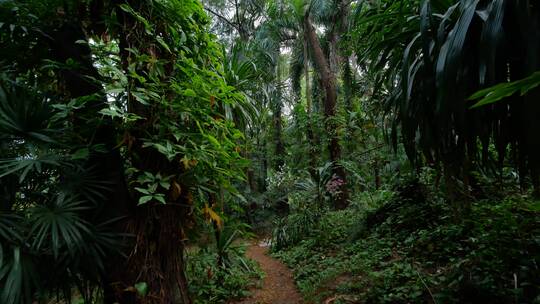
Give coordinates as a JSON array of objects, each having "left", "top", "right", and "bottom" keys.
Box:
[
  {"left": 131, "top": 92, "right": 150, "bottom": 105},
  {"left": 469, "top": 71, "right": 540, "bottom": 108},
  {"left": 71, "top": 148, "right": 89, "bottom": 160},
  {"left": 154, "top": 194, "right": 166, "bottom": 204},
  {"left": 135, "top": 187, "right": 151, "bottom": 195},
  {"left": 183, "top": 89, "right": 197, "bottom": 97},
  {"left": 156, "top": 36, "right": 171, "bottom": 53},
  {"left": 206, "top": 135, "right": 221, "bottom": 147},
  {"left": 138, "top": 196, "right": 153, "bottom": 205},
  {"left": 134, "top": 282, "right": 148, "bottom": 297}
]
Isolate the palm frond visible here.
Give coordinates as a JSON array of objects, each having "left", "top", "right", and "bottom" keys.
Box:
[
  {"left": 29, "top": 196, "right": 91, "bottom": 258},
  {"left": 0, "top": 246, "right": 38, "bottom": 304},
  {"left": 0, "top": 79, "right": 58, "bottom": 144}
]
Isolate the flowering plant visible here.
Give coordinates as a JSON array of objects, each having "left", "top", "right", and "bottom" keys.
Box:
[{"left": 325, "top": 174, "right": 345, "bottom": 197}]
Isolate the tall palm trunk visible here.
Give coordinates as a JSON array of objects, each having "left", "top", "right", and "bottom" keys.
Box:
[
  {"left": 273, "top": 49, "right": 285, "bottom": 170},
  {"left": 304, "top": 16, "right": 349, "bottom": 209},
  {"left": 303, "top": 34, "right": 317, "bottom": 178},
  {"left": 342, "top": 59, "right": 355, "bottom": 155}
]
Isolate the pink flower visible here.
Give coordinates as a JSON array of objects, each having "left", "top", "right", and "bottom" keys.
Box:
[{"left": 325, "top": 174, "right": 345, "bottom": 196}]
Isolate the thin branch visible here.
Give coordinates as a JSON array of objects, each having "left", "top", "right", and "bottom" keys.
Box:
[
  {"left": 234, "top": 0, "right": 241, "bottom": 34},
  {"left": 204, "top": 7, "right": 239, "bottom": 32},
  {"left": 415, "top": 269, "right": 438, "bottom": 304}
]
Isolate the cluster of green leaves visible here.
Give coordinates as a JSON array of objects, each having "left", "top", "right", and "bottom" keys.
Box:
[
  {"left": 186, "top": 246, "right": 261, "bottom": 303},
  {"left": 272, "top": 207, "right": 320, "bottom": 251},
  {"left": 93, "top": 0, "right": 259, "bottom": 300},
  {"left": 0, "top": 5, "right": 133, "bottom": 302},
  {"left": 273, "top": 177, "right": 540, "bottom": 303},
  {"left": 102, "top": 0, "right": 249, "bottom": 207},
  {"left": 186, "top": 223, "right": 263, "bottom": 304},
  {"left": 272, "top": 207, "right": 366, "bottom": 302},
  {"left": 268, "top": 162, "right": 342, "bottom": 249}
]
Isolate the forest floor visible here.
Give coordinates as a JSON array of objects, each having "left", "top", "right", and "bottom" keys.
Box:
[{"left": 232, "top": 240, "right": 303, "bottom": 304}]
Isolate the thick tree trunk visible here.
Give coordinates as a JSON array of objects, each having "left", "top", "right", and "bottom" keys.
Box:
[
  {"left": 105, "top": 5, "right": 193, "bottom": 302},
  {"left": 123, "top": 203, "right": 192, "bottom": 304},
  {"left": 328, "top": 31, "right": 340, "bottom": 75},
  {"left": 304, "top": 16, "right": 349, "bottom": 209}
]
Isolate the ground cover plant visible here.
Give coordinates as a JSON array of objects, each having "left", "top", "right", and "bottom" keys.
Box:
[{"left": 272, "top": 178, "right": 540, "bottom": 303}]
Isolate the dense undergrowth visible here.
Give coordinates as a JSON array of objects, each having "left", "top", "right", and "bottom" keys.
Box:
[
  {"left": 186, "top": 244, "right": 262, "bottom": 303},
  {"left": 186, "top": 223, "right": 263, "bottom": 303},
  {"left": 271, "top": 178, "right": 540, "bottom": 303}
]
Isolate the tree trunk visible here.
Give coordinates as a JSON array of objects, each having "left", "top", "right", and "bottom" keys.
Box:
[
  {"left": 107, "top": 5, "right": 193, "bottom": 302},
  {"left": 273, "top": 49, "right": 285, "bottom": 170},
  {"left": 122, "top": 203, "right": 192, "bottom": 304},
  {"left": 262, "top": 137, "right": 269, "bottom": 191},
  {"left": 343, "top": 59, "right": 355, "bottom": 155},
  {"left": 303, "top": 33, "right": 318, "bottom": 179},
  {"left": 304, "top": 16, "right": 349, "bottom": 209},
  {"left": 273, "top": 100, "right": 285, "bottom": 170}
]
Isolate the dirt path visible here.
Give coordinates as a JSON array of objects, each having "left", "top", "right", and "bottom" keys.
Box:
[{"left": 233, "top": 241, "right": 303, "bottom": 304}]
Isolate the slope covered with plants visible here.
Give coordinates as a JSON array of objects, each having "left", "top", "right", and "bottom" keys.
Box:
[{"left": 0, "top": 0, "right": 539, "bottom": 303}]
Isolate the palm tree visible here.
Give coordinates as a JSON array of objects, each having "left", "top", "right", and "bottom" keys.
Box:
[
  {"left": 255, "top": 0, "right": 351, "bottom": 208},
  {"left": 0, "top": 67, "right": 124, "bottom": 304},
  {"left": 352, "top": 0, "right": 540, "bottom": 201},
  {"left": 301, "top": 0, "right": 350, "bottom": 209}
]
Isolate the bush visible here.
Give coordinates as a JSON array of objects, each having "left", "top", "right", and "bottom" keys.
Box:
[
  {"left": 271, "top": 207, "right": 319, "bottom": 250},
  {"left": 186, "top": 222, "right": 263, "bottom": 303},
  {"left": 186, "top": 243, "right": 262, "bottom": 303}
]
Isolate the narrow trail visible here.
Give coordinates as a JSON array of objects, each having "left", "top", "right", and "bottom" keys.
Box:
[{"left": 233, "top": 241, "right": 303, "bottom": 304}]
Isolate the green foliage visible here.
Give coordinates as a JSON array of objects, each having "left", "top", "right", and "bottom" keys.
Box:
[
  {"left": 110, "top": 2, "right": 247, "bottom": 201},
  {"left": 0, "top": 75, "right": 121, "bottom": 303},
  {"left": 133, "top": 172, "right": 172, "bottom": 205},
  {"left": 470, "top": 70, "right": 540, "bottom": 108},
  {"left": 187, "top": 245, "right": 261, "bottom": 303},
  {"left": 272, "top": 178, "right": 540, "bottom": 303},
  {"left": 186, "top": 223, "right": 263, "bottom": 304},
  {"left": 268, "top": 162, "right": 342, "bottom": 249},
  {"left": 352, "top": 0, "right": 540, "bottom": 195},
  {"left": 272, "top": 208, "right": 319, "bottom": 250}
]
